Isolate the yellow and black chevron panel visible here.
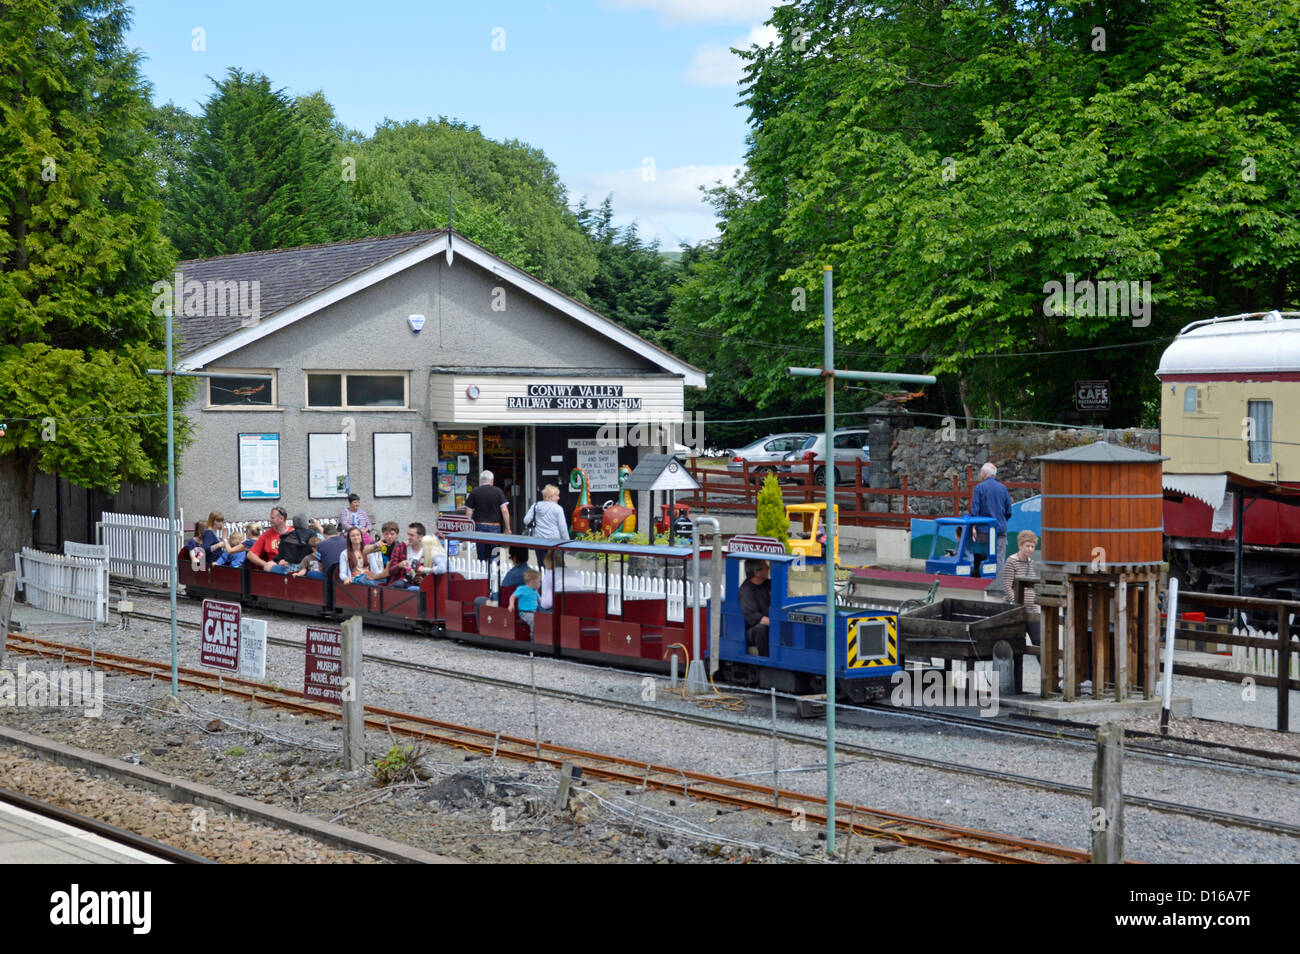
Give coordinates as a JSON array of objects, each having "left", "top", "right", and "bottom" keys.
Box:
[{"left": 846, "top": 616, "right": 898, "bottom": 669}]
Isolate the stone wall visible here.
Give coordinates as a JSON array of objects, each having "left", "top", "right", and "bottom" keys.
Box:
[{"left": 887, "top": 425, "right": 1159, "bottom": 516}]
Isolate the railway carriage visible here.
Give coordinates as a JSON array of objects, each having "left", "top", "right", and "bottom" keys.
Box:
[{"left": 176, "top": 532, "right": 902, "bottom": 701}]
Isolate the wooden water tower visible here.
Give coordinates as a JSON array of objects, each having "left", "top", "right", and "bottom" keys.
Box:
[{"left": 1030, "top": 442, "right": 1168, "bottom": 702}]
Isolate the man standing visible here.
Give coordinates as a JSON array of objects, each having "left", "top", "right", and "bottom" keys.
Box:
[
  {"left": 971, "top": 461, "right": 1013, "bottom": 578},
  {"left": 463, "top": 470, "right": 510, "bottom": 562},
  {"left": 738, "top": 560, "right": 771, "bottom": 656}
]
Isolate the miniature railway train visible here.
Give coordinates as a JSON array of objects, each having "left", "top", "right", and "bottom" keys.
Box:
[{"left": 178, "top": 532, "right": 902, "bottom": 703}]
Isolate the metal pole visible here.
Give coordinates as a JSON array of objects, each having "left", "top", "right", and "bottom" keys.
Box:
[
  {"left": 166, "top": 308, "right": 178, "bottom": 697},
  {"left": 1159, "top": 576, "right": 1178, "bottom": 735},
  {"left": 686, "top": 524, "right": 706, "bottom": 696},
  {"left": 823, "top": 264, "right": 836, "bottom": 855},
  {"left": 770, "top": 686, "right": 779, "bottom": 808}
]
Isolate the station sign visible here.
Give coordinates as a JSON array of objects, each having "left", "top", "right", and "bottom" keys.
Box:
[
  {"left": 64, "top": 542, "right": 108, "bottom": 561},
  {"left": 1075, "top": 380, "right": 1111, "bottom": 411},
  {"left": 238, "top": 617, "right": 267, "bottom": 680},
  {"left": 435, "top": 513, "right": 475, "bottom": 534},
  {"left": 727, "top": 534, "right": 788, "bottom": 556},
  {"left": 303, "top": 625, "right": 344, "bottom": 703},
  {"left": 200, "top": 599, "right": 241, "bottom": 672}
]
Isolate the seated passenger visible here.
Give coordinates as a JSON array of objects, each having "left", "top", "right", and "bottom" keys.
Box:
[
  {"left": 739, "top": 559, "right": 771, "bottom": 656},
  {"left": 339, "top": 526, "right": 382, "bottom": 586},
  {"left": 340, "top": 493, "right": 373, "bottom": 542},
  {"left": 387, "top": 523, "right": 443, "bottom": 587},
  {"left": 214, "top": 530, "right": 248, "bottom": 567},
  {"left": 246, "top": 507, "right": 289, "bottom": 571},
  {"left": 185, "top": 521, "right": 208, "bottom": 570},
  {"left": 365, "top": 522, "right": 404, "bottom": 582},
  {"left": 493, "top": 547, "right": 531, "bottom": 600},
  {"left": 275, "top": 513, "right": 317, "bottom": 573},
  {"left": 314, "top": 523, "right": 347, "bottom": 576},
  {"left": 201, "top": 512, "right": 229, "bottom": 565},
  {"left": 509, "top": 569, "right": 542, "bottom": 636}
]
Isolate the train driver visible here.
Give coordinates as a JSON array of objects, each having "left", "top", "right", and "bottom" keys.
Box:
[{"left": 739, "top": 560, "right": 771, "bottom": 656}]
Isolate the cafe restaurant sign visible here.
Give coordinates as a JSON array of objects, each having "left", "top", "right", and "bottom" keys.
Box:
[{"left": 507, "top": 384, "right": 643, "bottom": 411}]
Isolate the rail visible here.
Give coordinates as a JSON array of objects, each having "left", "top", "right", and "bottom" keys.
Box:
[
  {"left": 1173, "top": 591, "right": 1299, "bottom": 732},
  {"left": 683, "top": 460, "right": 1038, "bottom": 527}
]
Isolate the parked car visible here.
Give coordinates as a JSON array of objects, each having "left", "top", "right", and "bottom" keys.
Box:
[
  {"left": 779, "top": 429, "right": 871, "bottom": 486},
  {"left": 726, "top": 432, "right": 815, "bottom": 482}
]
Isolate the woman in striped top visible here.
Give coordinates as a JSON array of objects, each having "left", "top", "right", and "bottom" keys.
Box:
[{"left": 1003, "top": 529, "right": 1041, "bottom": 646}]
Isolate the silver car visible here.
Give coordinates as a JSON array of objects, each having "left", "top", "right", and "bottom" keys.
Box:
[
  {"left": 779, "top": 429, "right": 872, "bottom": 485},
  {"left": 727, "top": 432, "right": 815, "bottom": 482}
]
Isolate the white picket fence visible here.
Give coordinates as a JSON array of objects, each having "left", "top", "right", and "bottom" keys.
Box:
[
  {"left": 14, "top": 547, "right": 109, "bottom": 623},
  {"left": 448, "top": 553, "right": 719, "bottom": 623},
  {"left": 98, "top": 511, "right": 185, "bottom": 583},
  {"left": 1229, "top": 624, "right": 1300, "bottom": 678}
]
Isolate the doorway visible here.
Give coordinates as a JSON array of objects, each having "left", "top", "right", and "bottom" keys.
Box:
[{"left": 483, "top": 426, "right": 528, "bottom": 530}]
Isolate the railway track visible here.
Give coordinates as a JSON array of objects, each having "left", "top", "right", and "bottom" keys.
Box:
[
  {"left": 0, "top": 785, "right": 214, "bottom": 864},
  {"left": 5, "top": 633, "right": 1098, "bottom": 864},
  {"left": 110, "top": 606, "right": 1300, "bottom": 829}
]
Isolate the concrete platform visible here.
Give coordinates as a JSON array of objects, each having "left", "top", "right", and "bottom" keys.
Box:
[
  {"left": 996, "top": 692, "right": 1193, "bottom": 721},
  {"left": 9, "top": 602, "right": 95, "bottom": 633},
  {"left": 0, "top": 800, "right": 168, "bottom": 864}
]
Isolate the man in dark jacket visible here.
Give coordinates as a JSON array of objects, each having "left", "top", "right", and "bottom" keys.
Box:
[
  {"left": 274, "top": 514, "right": 318, "bottom": 571},
  {"left": 738, "top": 559, "right": 771, "bottom": 656}
]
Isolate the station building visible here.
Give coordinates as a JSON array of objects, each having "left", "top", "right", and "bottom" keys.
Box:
[{"left": 173, "top": 229, "right": 705, "bottom": 530}]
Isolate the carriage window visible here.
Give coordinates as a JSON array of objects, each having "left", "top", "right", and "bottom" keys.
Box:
[
  {"left": 1247, "top": 400, "right": 1273, "bottom": 463},
  {"left": 1182, "top": 386, "right": 1198, "bottom": 413}
]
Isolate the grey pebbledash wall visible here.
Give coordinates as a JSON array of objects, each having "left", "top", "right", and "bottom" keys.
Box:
[{"left": 886, "top": 424, "right": 1159, "bottom": 516}]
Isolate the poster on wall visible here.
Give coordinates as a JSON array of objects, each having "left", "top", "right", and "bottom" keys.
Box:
[
  {"left": 568, "top": 438, "right": 619, "bottom": 491},
  {"left": 437, "top": 431, "right": 479, "bottom": 511},
  {"left": 308, "top": 432, "right": 349, "bottom": 498},
  {"left": 238, "top": 433, "right": 280, "bottom": 499},
  {"left": 373, "top": 432, "right": 413, "bottom": 497}
]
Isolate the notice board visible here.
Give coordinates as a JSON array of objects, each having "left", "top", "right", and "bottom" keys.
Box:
[
  {"left": 238, "top": 433, "right": 280, "bottom": 500},
  {"left": 373, "top": 432, "right": 412, "bottom": 497},
  {"left": 308, "top": 432, "right": 349, "bottom": 498}
]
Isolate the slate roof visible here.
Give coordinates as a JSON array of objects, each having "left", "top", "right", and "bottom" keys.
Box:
[
  {"left": 174, "top": 230, "right": 443, "bottom": 357},
  {"left": 1034, "top": 441, "right": 1167, "bottom": 463},
  {"left": 623, "top": 453, "right": 701, "bottom": 491}
]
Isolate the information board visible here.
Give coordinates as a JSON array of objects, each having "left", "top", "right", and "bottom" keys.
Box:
[
  {"left": 308, "top": 432, "right": 349, "bottom": 498},
  {"left": 373, "top": 432, "right": 412, "bottom": 497},
  {"left": 303, "top": 625, "right": 344, "bottom": 703},
  {"left": 238, "top": 433, "right": 280, "bottom": 499},
  {"left": 238, "top": 617, "right": 267, "bottom": 680},
  {"left": 200, "top": 599, "right": 241, "bottom": 672},
  {"left": 568, "top": 438, "right": 619, "bottom": 491}
]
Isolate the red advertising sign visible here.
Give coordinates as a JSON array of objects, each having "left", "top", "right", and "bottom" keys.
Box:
[
  {"left": 200, "top": 599, "right": 241, "bottom": 672},
  {"left": 436, "top": 513, "right": 476, "bottom": 534},
  {"left": 727, "top": 534, "right": 788, "bottom": 556},
  {"left": 303, "top": 625, "right": 344, "bottom": 703}
]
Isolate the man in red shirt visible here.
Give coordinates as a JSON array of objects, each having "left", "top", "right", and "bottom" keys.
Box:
[{"left": 246, "top": 507, "right": 289, "bottom": 571}]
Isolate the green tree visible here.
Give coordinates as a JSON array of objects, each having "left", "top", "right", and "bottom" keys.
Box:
[
  {"left": 0, "top": 0, "right": 181, "bottom": 569},
  {"left": 755, "top": 474, "right": 790, "bottom": 550},
  {"left": 167, "top": 69, "right": 351, "bottom": 258},
  {"left": 348, "top": 118, "right": 596, "bottom": 296},
  {"left": 679, "top": 0, "right": 1300, "bottom": 426},
  {"left": 577, "top": 198, "right": 676, "bottom": 335}
]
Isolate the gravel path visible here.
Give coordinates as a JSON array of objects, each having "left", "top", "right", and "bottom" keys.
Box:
[{"left": 9, "top": 594, "right": 1298, "bottom": 863}]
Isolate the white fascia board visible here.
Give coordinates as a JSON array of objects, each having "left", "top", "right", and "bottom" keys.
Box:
[
  {"left": 179, "top": 233, "right": 707, "bottom": 388},
  {"left": 179, "top": 235, "right": 450, "bottom": 371},
  {"left": 448, "top": 242, "right": 706, "bottom": 388}
]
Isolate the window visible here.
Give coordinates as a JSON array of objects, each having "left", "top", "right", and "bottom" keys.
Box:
[
  {"left": 1183, "top": 386, "right": 1199, "bottom": 413},
  {"left": 1247, "top": 400, "right": 1273, "bottom": 463},
  {"left": 766, "top": 437, "right": 801, "bottom": 453},
  {"left": 834, "top": 432, "right": 868, "bottom": 450},
  {"left": 306, "top": 372, "right": 409, "bottom": 409},
  {"left": 207, "top": 371, "right": 276, "bottom": 407}
]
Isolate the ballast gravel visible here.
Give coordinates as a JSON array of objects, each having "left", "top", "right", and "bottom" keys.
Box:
[{"left": 6, "top": 593, "right": 1297, "bottom": 864}]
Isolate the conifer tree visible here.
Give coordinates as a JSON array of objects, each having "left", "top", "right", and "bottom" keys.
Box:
[{"left": 755, "top": 474, "right": 790, "bottom": 552}]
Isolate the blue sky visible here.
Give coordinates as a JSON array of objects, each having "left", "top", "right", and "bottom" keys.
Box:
[{"left": 126, "top": 0, "right": 784, "bottom": 246}]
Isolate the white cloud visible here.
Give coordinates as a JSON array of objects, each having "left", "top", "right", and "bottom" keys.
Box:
[
  {"left": 604, "top": 0, "right": 777, "bottom": 25},
  {"left": 564, "top": 163, "right": 743, "bottom": 245},
  {"left": 685, "top": 23, "right": 779, "bottom": 87}
]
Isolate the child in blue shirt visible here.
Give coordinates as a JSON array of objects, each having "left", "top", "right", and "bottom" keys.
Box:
[{"left": 509, "top": 569, "right": 542, "bottom": 636}]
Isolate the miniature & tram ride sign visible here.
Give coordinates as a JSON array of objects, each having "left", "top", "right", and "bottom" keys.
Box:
[{"left": 304, "top": 625, "right": 344, "bottom": 703}]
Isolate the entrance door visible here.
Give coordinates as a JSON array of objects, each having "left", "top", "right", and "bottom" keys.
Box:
[{"left": 483, "top": 426, "right": 527, "bottom": 531}]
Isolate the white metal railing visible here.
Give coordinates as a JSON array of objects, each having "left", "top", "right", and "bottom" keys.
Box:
[
  {"left": 1229, "top": 624, "right": 1300, "bottom": 678},
  {"left": 446, "top": 552, "right": 719, "bottom": 624},
  {"left": 14, "top": 547, "right": 109, "bottom": 623},
  {"left": 98, "top": 511, "right": 185, "bottom": 584}
]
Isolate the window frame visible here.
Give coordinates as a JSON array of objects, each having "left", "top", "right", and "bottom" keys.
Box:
[
  {"left": 1246, "top": 399, "right": 1273, "bottom": 464},
  {"left": 205, "top": 369, "right": 279, "bottom": 410},
  {"left": 304, "top": 370, "right": 411, "bottom": 411}
]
